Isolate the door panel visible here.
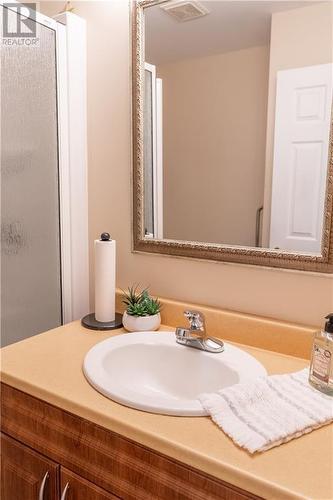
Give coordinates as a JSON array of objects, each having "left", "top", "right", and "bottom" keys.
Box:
[
  {"left": 0, "top": 433, "right": 59, "bottom": 500},
  {"left": 60, "top": 468, "right": 118, "bottom": 500},
  {"left": 269, "top": 63, "right": 333, "bottom": 253}
]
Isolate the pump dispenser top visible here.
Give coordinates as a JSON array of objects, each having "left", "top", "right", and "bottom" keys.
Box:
[{"left": 324, "top": 313, "right": 333, "bottom": 334}]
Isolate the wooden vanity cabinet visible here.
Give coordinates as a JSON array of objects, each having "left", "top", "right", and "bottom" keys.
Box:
[{"left": 1, "top": 383, "right": 261, "bottom": 500}]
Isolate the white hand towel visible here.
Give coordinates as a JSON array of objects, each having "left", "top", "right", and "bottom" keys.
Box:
[{"left": 199, "top": 368, "right": 333, "bottom": 454}]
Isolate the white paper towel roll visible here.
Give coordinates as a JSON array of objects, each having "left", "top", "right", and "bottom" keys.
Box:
[{"left": 95, "top": 237, "right": 116, "bottom": 323}]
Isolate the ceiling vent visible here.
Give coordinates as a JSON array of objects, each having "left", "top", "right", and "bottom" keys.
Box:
[{"left": 160, "top": 1, "right": 210, "bottom": 23}]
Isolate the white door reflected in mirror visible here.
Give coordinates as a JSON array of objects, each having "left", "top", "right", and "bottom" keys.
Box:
[{"left": 269, "top": 64, "right": 332, "bottom": 253}]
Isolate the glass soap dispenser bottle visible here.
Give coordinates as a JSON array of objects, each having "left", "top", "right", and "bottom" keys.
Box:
[{"left": 309, "top": 313, "right": 333, "bottom": 396}]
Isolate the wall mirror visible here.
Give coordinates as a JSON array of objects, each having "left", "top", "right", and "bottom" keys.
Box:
[{"left": 132, "top": 0, "right": 333, "bottom": 271}]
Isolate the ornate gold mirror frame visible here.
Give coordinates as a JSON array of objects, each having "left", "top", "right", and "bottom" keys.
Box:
[{"left": 132, "top": 0, "right": 333, "bottom": 272}]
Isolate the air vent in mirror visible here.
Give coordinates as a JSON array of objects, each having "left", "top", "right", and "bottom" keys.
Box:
[{"left": 160, "top": 1, "right": 210, "bottom": 22}]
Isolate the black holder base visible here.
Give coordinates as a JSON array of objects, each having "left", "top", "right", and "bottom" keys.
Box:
[{"left": 81, "top": 312, "right": 123, "bottom": 331}]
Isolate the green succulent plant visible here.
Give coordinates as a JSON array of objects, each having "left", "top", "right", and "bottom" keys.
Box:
[{"left": 122, "top": 285, "right": 161, "bottom": 317}]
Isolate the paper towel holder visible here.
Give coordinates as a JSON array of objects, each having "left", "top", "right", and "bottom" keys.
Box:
[{"left": 81, "top": 232, "right": 123, "bottom": 331}]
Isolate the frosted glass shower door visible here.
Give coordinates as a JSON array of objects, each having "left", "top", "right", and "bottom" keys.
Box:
[{"left": 1, "top": 5, "right": 62, "bottom": 346}]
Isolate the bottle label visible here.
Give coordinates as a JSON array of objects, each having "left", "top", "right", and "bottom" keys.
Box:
[{"left": 312, "top": 344, "right": 331, "bottom": 384}]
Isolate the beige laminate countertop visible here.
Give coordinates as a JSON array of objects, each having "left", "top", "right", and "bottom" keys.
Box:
[{"left": 1, "top": 321, "right": 332, "bottom": 500}]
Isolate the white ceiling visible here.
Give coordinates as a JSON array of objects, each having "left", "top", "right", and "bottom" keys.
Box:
[{"left": 145, "top": 1, "right": 321, "bottom": 65}]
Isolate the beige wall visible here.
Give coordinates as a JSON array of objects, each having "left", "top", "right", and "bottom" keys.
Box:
[
  {"left": 262, "top": 2, "right": 333, "bottom": 246},
  {"left": 157, "top": 46, "right": 269, "bottom": 246},
  {"left": 41, "top": 1, "right": 333, "bottom": 328}
]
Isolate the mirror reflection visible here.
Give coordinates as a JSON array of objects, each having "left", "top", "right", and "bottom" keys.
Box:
[{"left": 143, "top": 0, "right": 333, "bottom": 254}]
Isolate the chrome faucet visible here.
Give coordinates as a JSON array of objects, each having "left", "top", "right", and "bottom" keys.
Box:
[{"left": 175, "top": 310, "right": 224, "bottom": 353}]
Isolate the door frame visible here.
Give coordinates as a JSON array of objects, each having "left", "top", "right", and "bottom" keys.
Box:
[
  {"left": 55, "top": 11, "right": 89, "bottom": 323},
  {"left": 144, "top": 62, "right": 164, "bottom": 240}
]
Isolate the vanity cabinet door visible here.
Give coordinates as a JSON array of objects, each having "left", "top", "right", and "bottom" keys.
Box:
[
  {"left": 0, "top": 433, "right": 59, "bottom": 500},
  {"left": 60, "top": 468, "right": 118, "bottom": 500}
]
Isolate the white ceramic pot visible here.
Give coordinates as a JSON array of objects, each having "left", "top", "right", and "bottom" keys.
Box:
[{"left": 122, "top": 311, "right": 161, "bottom": 332}]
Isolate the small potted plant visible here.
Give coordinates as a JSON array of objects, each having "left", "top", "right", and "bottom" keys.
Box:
[{"left": 122, "top": 285, "right": 161, "bottom": 332}]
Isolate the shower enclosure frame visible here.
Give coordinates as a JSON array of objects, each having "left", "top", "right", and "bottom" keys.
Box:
[{"left": 1, "top": 1, "right": 90, "bottom": 325}]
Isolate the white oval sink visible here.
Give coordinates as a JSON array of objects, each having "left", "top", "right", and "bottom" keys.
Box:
[{"left": 83, "top": 332, "right": 266, "bottom": 416}]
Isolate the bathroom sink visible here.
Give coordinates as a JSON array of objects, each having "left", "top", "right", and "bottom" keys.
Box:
[{"left": 83, "top": 332, "right": 266, "bottom": 416}]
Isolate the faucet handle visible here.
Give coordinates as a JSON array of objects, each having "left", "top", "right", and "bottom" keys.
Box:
[{"left": 184, "top": 310, "right": 205, "bottom": 331}]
